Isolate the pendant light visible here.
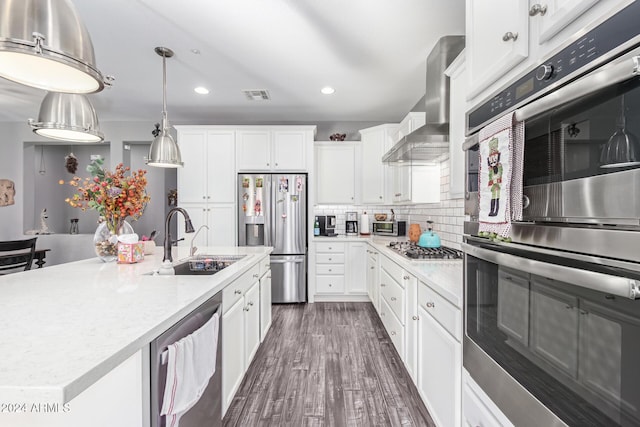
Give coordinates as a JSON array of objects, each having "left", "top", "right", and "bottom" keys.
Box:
[
  {"left": 146, "top": 47, "right": 183, "bottom": 168},
  {"left": 28, "top": 92, "right": 104, "bottom": 142},
  {"left": 600, "top": 94, "right": 640, "bottom": 168},
  {"left": 0, "top": 0, "right": 105, "bottom": 93}
]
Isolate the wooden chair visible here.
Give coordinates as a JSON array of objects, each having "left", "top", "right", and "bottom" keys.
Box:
[{"left": 0, "top": 238, "right": 37, "bottom": 274}]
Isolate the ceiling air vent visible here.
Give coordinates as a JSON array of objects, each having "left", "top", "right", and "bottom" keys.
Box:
[{"left": 242, "top": 89, "right": 271, "bottom": 101}]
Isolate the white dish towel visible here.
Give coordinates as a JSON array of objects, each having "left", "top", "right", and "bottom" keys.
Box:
[{"left": 161, "top": 311, "right": 219, "bottom": 427}]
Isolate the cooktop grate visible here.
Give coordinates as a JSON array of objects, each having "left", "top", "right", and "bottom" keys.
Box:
[{"left": 388, "top": 241, "right": 463, "bottom": 260}]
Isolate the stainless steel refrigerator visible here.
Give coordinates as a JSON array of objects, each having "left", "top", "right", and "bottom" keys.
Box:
[{"left": 238, "top": 174, "right": 306, "bottom": 303}]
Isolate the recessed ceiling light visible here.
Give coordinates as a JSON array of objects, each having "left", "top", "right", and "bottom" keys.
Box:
[
  {"left": 190, "top": 49, "right": 201, "bottom": 55},
  {"left": 321, "top": 86, "right": 335, "bottom": 95},
  {"left": 194, "top": 86, "right": 209, "bottom": 95}
]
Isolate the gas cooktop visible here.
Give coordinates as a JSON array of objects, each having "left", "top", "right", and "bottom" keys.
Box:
[{"left": 388, "top": 241, "right": 463, "bottom": 260}]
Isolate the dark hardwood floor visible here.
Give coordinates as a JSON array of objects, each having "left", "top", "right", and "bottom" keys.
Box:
[{"left": 223, "top": 302, "right": 435, "bottom": 427}]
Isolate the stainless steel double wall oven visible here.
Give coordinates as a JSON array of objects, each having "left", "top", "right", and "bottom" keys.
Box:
[{"left": 463, "top": 2, "right": 640, "bottom": 426}]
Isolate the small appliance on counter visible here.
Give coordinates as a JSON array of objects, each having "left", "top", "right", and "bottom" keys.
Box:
[
  {"left": 345, "top": 211, "right": 358, "bottom": 235},
  {"left": 372, "top": 220, "right": 406, "bottom": 236},
  {"left": 317, "top": 215, "right": 337, "bottom": 236}
]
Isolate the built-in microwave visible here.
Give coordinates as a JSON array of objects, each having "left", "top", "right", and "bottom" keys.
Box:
[{"left": 372, "top": 221, "right": 406, "bottom": 236}]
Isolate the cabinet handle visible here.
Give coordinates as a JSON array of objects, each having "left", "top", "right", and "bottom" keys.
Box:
[
  {"left": 244, "top": 306, "right": 250, "bottom": 311},
  {"left": 426, "top": 302, "right": 435, "bottom": 308},
  {"left": 248, "top": 301, "right": 254, "bottom": 306},
  {"left": 403, "top": 276, "right": 410, "bottom": 280},
  {"left": 390, "top": 331, "right": 396, "bottom": 336},
  {"left": 502, "top": 32, "right": 518, "bottom": 42},
  {"left": 580, "top": 310, "right": 589, "bottom": 315},
  {"left": 328, "top": 247, "right": 332, "bottom": 250},
  {"left": 381, "top": 311, "right": 385, "bottom": 316},
  {"left": 395, "top": 193, "right": 401, "bottom": 197},
  {"left": 565, "top": 305, "right": 574, "bottom": 309},
  {"left": 390, "top": 297, "right": 396, "bottom": 301},
  {"left": 328, "top": 269, "right": 332, "bottom": 272},
  {"left": 328, "top": 257, "right": 332, "bottom": 261},
  {"left": 329, "top": 283, "right": 333, "bottom": 287},
  {"left": 370, "top": 266, "right": 374, "bottom": 270},
  {"left": 234, "top": 290, "right": 242, "bottom": 295},
  {"left": 275, "top": 163, "right": 278, "bottom": 166},
  {"left": 379, "top": 196, "right": 383, "bottom": 199},
  {"left": 266, "top": 162, "right": 270, "bottom": 166},
  {"left": 207, "top": 196, "right": 211, "bottom": 199},
  {"left": 412, "top": 316, "right": 419, "bottom": 321},
  {"left": 267, "top": 275, "right": 271, "bottom": 279},
  {"left": 253, "top": 273, "right": 259, "bottom": 278},
  {"left": 529, "top": 3, "right": 547, "bottom": 16},
  {"left": 264, "top": 263, "right": 270, "bottom": 268},
  {"left": 202, "top": 196, "right": 206, "bottom": 200},
  {"left": 380, "top": 283, "right": 386, "bottom": 287}
]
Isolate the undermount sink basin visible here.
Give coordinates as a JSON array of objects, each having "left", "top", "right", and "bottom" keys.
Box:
[{"left": 146, "top": 255, "right": 246, "bottom": 276}]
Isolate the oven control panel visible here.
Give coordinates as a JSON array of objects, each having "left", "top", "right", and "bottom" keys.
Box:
[{"left": 468, "top": 0, "right": 640, "bottom": 133}]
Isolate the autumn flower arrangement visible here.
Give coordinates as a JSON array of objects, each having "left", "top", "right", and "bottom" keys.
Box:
[{"left": 60, "top": 157, "right": 151, "bottom": 235}]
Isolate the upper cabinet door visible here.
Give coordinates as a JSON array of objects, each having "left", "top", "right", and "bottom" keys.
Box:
[
  {"left": 532, "top": 0, "right": 600, "bottom": 44},
  {"left": 177, "top": 130, "right": 207, "bottom": 203},
  {"left": 272, "top": 130, "right": 307, "bottom": 171},
  {"left": 466, "top": 0, "right": 529, "bottom": 99},
  {"left": 315, "top": 143, "right": 356, "bottom": 204},
  {"left": 236, "top": 130, "right": 271, "bottom": 171},
  {"left": 207, "top": 130, "right": 236, "bottom": 203}
]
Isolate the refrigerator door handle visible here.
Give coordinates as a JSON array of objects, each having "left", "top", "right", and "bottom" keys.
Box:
[
  {"left": 265, "top": 176, "right": 272, "bottom": 247},
  {"left": 270, "top": 258, "right": 304, "bottom": 264}
]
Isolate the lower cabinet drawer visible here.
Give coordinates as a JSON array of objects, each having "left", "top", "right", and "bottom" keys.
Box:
[
  {"left": 381, "top": 254, "right": 404, "bottom": 287},
  {"left": 223, "top": 263, "right": 260, "bottom": 313},
  {"left": 380, "top": 296, "right": 404, "bottom": 356},
  {"left": 316, "top": 264, "right": 345, "bottom": 275},
  {"left": 316, "top": 253, "right": 345, "bottom": 264},
  {"left": 380, "top": 268, "right": 405, "bottom": 324},
  {"left": 418, "top": 281, "right": 461, "bottom": 341},
  {"left": 316, "top": 275, "right": 345, "bottom": 293}
]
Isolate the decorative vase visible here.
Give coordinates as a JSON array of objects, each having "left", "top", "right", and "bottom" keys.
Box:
[{"left": 93, "top": 220, "right": 134, "bottom": 262}]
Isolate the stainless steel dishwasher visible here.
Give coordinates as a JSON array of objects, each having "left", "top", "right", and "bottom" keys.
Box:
[{"left": 150, "top": 291, "right": 222, "bottom": 427}]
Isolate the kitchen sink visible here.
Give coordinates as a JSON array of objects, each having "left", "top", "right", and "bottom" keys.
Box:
[{"left": 145, "top": 254, "right": 246, "bottom": 276}]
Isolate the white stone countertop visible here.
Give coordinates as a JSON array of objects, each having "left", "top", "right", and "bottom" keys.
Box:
[
  {"left": 0, "top": 245, "right": 272, "bottom": 405},
  {"left": 368, "top": 240, "right": 463, "bottom": 308}
]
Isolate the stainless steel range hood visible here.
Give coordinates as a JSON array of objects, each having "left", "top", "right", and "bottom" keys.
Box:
[{"left": 383, "top": 35, "right": 465, "bottom": 163}]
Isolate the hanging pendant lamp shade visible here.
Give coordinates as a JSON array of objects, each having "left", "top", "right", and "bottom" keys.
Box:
[
  {"left": 600, "top": 94, "right": 640, "bottom": 168},
  {"left": 0, "top": 0, "right": 105, "bottom": 93},
  {"left": 28, "top": 92, "right": 104, "bottom": 142},
  {"left": 146, "top": 47, "right": 183, "bottom": 168}
]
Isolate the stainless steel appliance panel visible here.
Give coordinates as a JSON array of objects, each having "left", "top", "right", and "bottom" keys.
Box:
[
  {"left": 151, "top": 292, "right": 222, "bottom": 427},
  {"left": 270, "top": 254, "right": 306, "bottom": 303},
  {"left": 238, "top": 174, "right": 271, "bottom": 247},
  {"left": 271, "top": 174, "right": 306, "bottom": 254}
]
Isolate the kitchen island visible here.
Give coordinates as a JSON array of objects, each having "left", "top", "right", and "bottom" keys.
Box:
[{"left": 0, "top": 245, "right": 272, "bottom": 426}]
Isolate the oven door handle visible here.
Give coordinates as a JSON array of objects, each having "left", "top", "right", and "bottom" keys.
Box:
[{"left": 461, "top": 242, "right": 640, "bottom": 300}]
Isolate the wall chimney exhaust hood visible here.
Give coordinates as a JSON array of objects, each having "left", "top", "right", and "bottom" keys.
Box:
[{"left": 383, "top": 35, "right": 465, "bottom": 163}]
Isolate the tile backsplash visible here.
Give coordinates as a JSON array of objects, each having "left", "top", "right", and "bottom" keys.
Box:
[{"left": 314, "top": 158, "right": 465, "bottom": 249}]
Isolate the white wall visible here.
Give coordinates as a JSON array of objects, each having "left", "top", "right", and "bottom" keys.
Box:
[{"left": 0, "top": 121, "right": 176, "bottom": 265}]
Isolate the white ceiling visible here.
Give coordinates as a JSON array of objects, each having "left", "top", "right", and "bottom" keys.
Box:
[{"left": 0, "top": 0, "right": 465, "bottom": 125}]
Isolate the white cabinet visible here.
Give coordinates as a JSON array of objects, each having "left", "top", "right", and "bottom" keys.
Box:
[
  {"left": 177, "top": 203, "right": 236, "bottom": 247},
  {"left": 314, "top": 142, "right": 357, "bottom": 204},
  {"left": 466, "top": 0, "right": 609, "bottom": 101},
  {"left": 236, "top": 127, "right": 315, "bottom": 171},
  {"left": 346, "top": 242, "right": 367, "bottom": 294},
  {"left": 176, "top": 127, "right": 236, "bottom": 247},
  {"left": 531, "top": 0, "right": 600, "bottom": 45},
  {"left": 366, "top": 246, "right": 380, "bottom": 312},
  {"left": 465, "top": 0, "right": 529, "bottom": 99},
  {"left": 315, "top": 241, "right": 346, "bottom": 294},
  {"left": 314, "top": 241, "right": 368, "bottom": 299},
  {"left": 445, "top": 51, "right": 467, "bottom": 199},
  {"left": 463, "top": 369, "right": 515, "bottom": 427},
  {"left": 391, "top": 163, "right": 441, "bottom": 204},
  {"left": 417, "top": 280, "right": 462, "bottom": 427},
  {"left": 395, "top": 112, "right": 426, "bottom": 144},
  {"left": 222, "top": 262, "right": 261, "bottom": 415},
  {"left": 244, "top": 280, "right": 260, "bottom": 366},
  {"left": 259, "top": 258, "right": 272, "bottom": 341},
  {"left": 222, "top": 296, "right": 245, "bottom": 414},
  {"left": 176, "top": 128, "right": 235, "bottom": 203},
  {"left": 359, "top": 124, "right": 398, "bottom": 204}
]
